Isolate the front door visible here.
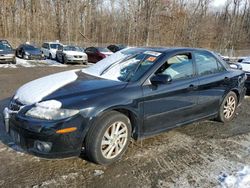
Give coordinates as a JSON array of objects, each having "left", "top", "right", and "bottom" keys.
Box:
[{"left": 142, "top": 52, "right": 199, "bottom": 136}]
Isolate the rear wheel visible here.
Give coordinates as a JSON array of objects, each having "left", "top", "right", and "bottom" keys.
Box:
[
  {"left": 217, "top": 91, "right": 238, "bottom": 122},
  {"left": 85, "top": 111, "right": 131, "bottom": 165}
]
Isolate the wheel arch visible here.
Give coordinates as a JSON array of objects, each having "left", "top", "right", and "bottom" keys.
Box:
[
  {"left": 86, "top": 106, "right": 141, "bottom": 140},
  {"left": 231, "top": 88, "right": 240, "bottom": 103}
]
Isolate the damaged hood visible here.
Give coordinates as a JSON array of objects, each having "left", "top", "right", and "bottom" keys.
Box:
[
  {"left": 15, "top": 70, "right": 79, "bottom": 105},
  {"left": 14, "top": 70, "right": 126, "bottom": 105}
]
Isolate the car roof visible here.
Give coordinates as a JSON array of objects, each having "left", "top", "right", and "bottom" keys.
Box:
[
  {"left": 44, "top": 42, "right": 62, "bottom": 44},
  {"left": 131, "top": 47, "right": 211, "bottom": 53}
]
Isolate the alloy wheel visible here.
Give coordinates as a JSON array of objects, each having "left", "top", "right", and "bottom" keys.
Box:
[
  {"left": 223, "top": 96, "right": 236, "bottom": 119},
  {"left": 101, "top": 121, "right": 128, "bottom": 159}
]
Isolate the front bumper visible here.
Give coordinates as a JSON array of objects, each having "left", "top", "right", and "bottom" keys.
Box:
[
  {"left": 66, "top": 56, "right": 88, "bottom": 64},
  {"left": 0, "top": 55, "right": 15, "bottom": 63},
  {"left": 24, "top": 55, "right": 45, "bottom": 60},
  {"left": 3, "top": 108, "right": 86, "bottom": 158}
]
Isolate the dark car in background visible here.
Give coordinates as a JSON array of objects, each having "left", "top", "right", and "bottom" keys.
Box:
[
  {"left": 0, "top": 40, "right": 16, "bottom": 64},
  {"left": 3, "top": 47, "right": 247, "bottom": 165},
  {"left": 107, "top": 44, "right": 126, "bottom": 53},
  {"left": 16, "top": 44, "right": 44, "bottom": 60},
  {"left": 85, "top": 47, "right": 113, "bottom": 63}
]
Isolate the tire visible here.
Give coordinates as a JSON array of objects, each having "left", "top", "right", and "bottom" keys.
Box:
[
  {"left": 49, "top": 53, "right": 52, "bottom": 60},
  {"left": 62, "top": 56, "right": 67, "bottom": 64},
  {"left": 85, "top": 111, "right": 132, "bottom": 165},
  {"left": 55, "top": 54, "right": 59, "bottom": 62},
  {"left": 217, "top": 91, "right": 238, "bottom": 122},
  {"left": 12, "top": 58, "right": 16, "bottom": 64}
]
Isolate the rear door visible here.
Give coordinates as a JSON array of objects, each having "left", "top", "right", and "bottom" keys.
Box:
[
  {"left": 142, "top": 52, "right": 199, "bottom": 135},
  {"left": 41, "top": 43, "right": 49, "bottom": 57},
  {"left": 193, "top": 50, "right": 230, "bottom": 117}
]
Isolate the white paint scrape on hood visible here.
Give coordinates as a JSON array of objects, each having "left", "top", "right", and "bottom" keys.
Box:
[
  {"left": 15, "top": 70, "right": 79, "bottom": 105},
  {"left": 83, "top": 48, "right": 131, "bottom": 77}
]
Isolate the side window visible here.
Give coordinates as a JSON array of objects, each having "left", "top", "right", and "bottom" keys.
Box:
[
  {"left": 58, "top": 45, "right": 63, "bottom": 51},
  {"left": 85, "top": 47, "right": 92, "bottom": 53},
  {"left": 194, "top": 51, "right": 225, "bottom": 76},
  {"left": 156, "top": 53, "right": 194, "bottom": 81}
]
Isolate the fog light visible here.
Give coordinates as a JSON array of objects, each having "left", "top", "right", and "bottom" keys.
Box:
[{"left": 34, "top": 141, "right": 52, "bottom": 153}]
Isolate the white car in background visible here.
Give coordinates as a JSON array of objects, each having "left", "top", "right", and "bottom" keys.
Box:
[
  {"left": 56, "top": 45, "right": 88, "bottom": 64},
  {"left": 41, "top": 42, "right": 62, "bottom": 59},
  {"left": 239, "top": 57, "right": 250, "bottom": 72},
  {"left": 237, "top": 57, "right": 250, "bottom": 90}
]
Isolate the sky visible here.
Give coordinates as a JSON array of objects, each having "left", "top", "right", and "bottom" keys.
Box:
[{"left": 212, "top": 0, "right": 227, "bottom": 7}]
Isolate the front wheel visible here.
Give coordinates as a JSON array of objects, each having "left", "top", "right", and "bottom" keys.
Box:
[
  {"left": 217, "top": 91, "right": 238, "bottom": 122},
  {"left": 85, "top": 111, "right": 132, "bottom": 165},
  {"left": 62, "top": 56, "right": 67, "bottom": 64}
]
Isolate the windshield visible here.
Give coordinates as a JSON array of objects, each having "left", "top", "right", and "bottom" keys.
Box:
[
  {"left": 100, "top": 51, "right": 162, "bottom": 82},
  {"left": 0, "top": 41, "right": 12, "bottom": 51},
  {"left": 24, "top": 45, "right": 38, "bottom": 50},
  {"left": 50, "top": 44, "right": 61, "bottom": 49},
  {"left": 64, "top": 46, "right": 81, "bottom": 52},
  {"left": 97, "top": 47, "right": 111, "bottom": 52}
]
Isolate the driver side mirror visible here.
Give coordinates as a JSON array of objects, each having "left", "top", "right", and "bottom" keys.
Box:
[{"left": 150, "top": 74, "right": 172, "bottom": 85}]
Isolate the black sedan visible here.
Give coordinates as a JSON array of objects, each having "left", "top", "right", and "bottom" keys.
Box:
[
  {"left": 0, "top": 40, "right": 16, "bottom": 64},
  {"left": 16, "top": 44, "right": 44, "bottom": 60},
  {"left": 107, "top": 44, "right": 126, "bottom": 53},
  {"left": 3, "top": 47, "right": 247, "bottom": 165}
]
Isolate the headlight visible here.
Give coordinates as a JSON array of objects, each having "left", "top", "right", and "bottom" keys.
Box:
[
  {"left": 25, "top": 100, "right": 79, "bottom": 120},
  {"left": 25, "top": 51, "right": 30, "bottom": 55}
]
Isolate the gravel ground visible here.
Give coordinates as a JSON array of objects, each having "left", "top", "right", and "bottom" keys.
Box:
[{"left": 0, "top": 66, "right": 250, "bottom": 188}]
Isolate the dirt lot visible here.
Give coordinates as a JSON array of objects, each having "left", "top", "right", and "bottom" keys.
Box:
[{"left": 0, "top": 66, "right": 250, "bottom": 188}]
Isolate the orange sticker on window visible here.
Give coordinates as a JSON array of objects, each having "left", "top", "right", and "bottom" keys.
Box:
[{"left": 147, "top": 56, "right": 156, "bottom": 62}]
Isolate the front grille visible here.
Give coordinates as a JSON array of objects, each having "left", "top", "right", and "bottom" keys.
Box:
[
  {"left": 9, "top": 100, "right": 24, "bottom": 112},
  {"left": 74, "top": 55, "right": 82, "bottom": 58}
]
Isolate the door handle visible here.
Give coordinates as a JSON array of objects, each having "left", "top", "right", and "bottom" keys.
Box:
[
  {"left": 188, "top": 84, "right": 198, "bottom": 90},
  {"left": 224, "top": 77, "right": 230, "bottom": 83}
]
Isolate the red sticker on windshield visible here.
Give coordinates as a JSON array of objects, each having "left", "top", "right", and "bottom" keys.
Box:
[{"left": 147, "top": 56, "right": 157, "bottom": 62}]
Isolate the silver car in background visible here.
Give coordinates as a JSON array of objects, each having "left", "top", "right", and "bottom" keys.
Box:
[
  {"left": 56, "top": 45, "right": 88, "bottom": 64},
  {"left": 0, "top": 40, "right": 16, "bottom": 64}
]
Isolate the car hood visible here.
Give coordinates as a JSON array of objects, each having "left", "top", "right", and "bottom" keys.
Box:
[
  {"left": 0, "top": 49, "right": 14, "bottom": 55},
  {"left": 64, "top": 51, "right": 87, "bottom": 56},
  {"left": 14, "top": 70, "right": 125, "bottom": 105},
  {"left": 239, "top": 62, "right": 250, "bottom": 72}
]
